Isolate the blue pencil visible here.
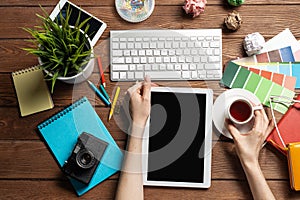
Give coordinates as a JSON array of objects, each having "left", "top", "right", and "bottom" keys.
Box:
[
  {"left": 87, "top": 81, "right": 111, "bottom": 106},
  {"left": 100, "top": 84, "right": 111, "bottom": 103}
]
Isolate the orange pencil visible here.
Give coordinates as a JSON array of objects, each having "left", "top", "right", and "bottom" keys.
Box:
[{"left": 97, "top": 56, "right": 106, "bottom": 87}]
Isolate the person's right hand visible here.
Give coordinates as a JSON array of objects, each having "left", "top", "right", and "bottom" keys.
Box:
[
  {"left": 226, "top": 108, "right": 274, "bottom": 165},
  {"left": 127, "top": 76, "right": 151, "bottom": 128}
]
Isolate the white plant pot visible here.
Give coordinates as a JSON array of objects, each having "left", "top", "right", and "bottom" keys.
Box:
[{"left": 38, "top": 26, "right": 94, "bottom": 85}]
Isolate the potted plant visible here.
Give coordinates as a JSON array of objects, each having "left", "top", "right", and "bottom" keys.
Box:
[{"left": 23, "top": 6, "right": 94, "bottom": 93}]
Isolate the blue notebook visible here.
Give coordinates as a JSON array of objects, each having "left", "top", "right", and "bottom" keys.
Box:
[{"left": 37, "top": 97, "right": 123, "bottom": 196}]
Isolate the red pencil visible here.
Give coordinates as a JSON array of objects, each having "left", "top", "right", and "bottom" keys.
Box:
[{"left": 97, "top": 56, "right": 106, "bottom": 87}]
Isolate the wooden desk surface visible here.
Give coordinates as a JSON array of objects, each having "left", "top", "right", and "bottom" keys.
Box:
[{"left": 1, "top": 0, "right": 300, "bottom": 199}]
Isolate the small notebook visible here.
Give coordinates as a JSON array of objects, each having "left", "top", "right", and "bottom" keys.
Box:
[
  {"left": 267, "top": 95, "right": 300, "bottom": 155},
  {"left": 12, "top": 66, "right": 54, "bottom": 116},
  {"left": 37, "top": 97, "right": 123, "bottom": 196}
]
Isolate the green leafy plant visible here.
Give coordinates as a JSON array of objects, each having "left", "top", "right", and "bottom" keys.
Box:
[{"left": 23, "top": 6, "right": 92, "bottom": 93}]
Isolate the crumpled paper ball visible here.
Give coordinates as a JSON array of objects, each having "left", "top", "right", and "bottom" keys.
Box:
[
  {"left": 243, "top": 32, "right": 265, "bottom": 56},
  {"left": 224, "top": 10, "right": 242, "bottom": 31},
  {"left": 228, "top": 0, "right": 245, "bottom": 6},
  {"left": 182, "top": 0, "right": 207, "bottom": 18}
]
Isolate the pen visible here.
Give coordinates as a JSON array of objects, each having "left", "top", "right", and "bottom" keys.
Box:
[
  {"left": 100, "top": 84, "right": 111, "bottom": 103},
  {"left": 108, "top": 86, "right": 120, "bottom": 121},
  {"left": 97, "top": 57, "right": 106, "bottom": 87},
  {"left": 87, "top": 80, "right": 111, "bottom": 106}
]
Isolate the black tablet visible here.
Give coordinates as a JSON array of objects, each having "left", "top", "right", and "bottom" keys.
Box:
[{"left": 142, "top": 87, "right": 213, "bottom": 188}]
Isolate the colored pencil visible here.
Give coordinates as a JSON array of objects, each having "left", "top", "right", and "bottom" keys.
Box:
[
  {"left": 87, "top": 80, "right": 111, "bottom": 106},
  {"left": 97, "top": 56, "right": 106, "bottom": 87},
  {"left": 108, "top": 87, "right": 120, "bottom": 121},
  {"left": 100, "top": 84, "right": 111, "bottom": 102}
]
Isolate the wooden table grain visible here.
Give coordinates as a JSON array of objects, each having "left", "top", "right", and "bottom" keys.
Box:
[{"left": 1, "top": 0, "right": 300, "bottom": 199}]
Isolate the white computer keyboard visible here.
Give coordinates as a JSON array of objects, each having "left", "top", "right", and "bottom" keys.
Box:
[{"left": 110, "top": 29, "right": 222, "bottom": 81}]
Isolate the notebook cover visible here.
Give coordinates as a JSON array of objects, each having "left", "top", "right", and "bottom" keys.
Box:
[
  {"left": 267, "top": 95, "right": 300, "bottom": 156},
  {"left": 287, "top": 142, "right": 300, "bottom": 191},
  {"left": 37, "top": 97, "right": 124, "bottom": 196},
  {"left": 12, "top": 66, "right": 54, "bottom": 116}
]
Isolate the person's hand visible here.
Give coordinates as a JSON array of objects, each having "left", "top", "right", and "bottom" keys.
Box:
[
  {"left": 226, "top": 109, "right": 274, "bottom": 165},
  {"left": 127, "top": 76, "right": 151, "bottom": 128}
]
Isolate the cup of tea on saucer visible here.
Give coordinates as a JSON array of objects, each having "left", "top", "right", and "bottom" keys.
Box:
[{"left": 226, "top": 97, "right": 262, "bottom": 126}]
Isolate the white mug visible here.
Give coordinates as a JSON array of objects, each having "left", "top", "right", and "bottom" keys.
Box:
[{"left": 226, "top": 97, "right": 262, "bottom": 125}]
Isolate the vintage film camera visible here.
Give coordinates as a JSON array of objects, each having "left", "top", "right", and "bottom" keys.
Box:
[{"left": 62, "top": 132, "right": 108, "bottom": 184}]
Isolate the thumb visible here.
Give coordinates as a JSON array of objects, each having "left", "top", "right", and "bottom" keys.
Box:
[
  {"left": 226, "top": 119, "right": 240, "bottom": 140},
  {"left": 142, "top": 75, "right": 151, "bottom": 101}
]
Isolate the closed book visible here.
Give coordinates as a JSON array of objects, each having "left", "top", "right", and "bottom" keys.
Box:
[
  {"left": 287, "top": 142, "right": 300, "bottom": 191},
  {"left": 267, "top": 95, "right": 300, "bottom": 155}
]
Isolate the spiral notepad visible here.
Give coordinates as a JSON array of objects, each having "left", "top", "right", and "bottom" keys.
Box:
[
  {"left": 12, "top": 66, "right": 53, "bottom": 116},
  {"left": 37, "top": 97, "right": 123, "bottom": 196}
]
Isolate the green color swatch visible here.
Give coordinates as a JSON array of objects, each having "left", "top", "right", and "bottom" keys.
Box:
[{"left": 221, "top": 62, "right": 295, "bottom": 114}]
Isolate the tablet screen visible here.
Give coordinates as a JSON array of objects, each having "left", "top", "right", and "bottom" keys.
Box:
[
  {"left": 147, "top": 91, "right": 206, "bottom": 183},
  {"left": 53, "top": 1, "right": 104, "bottom": 43}
]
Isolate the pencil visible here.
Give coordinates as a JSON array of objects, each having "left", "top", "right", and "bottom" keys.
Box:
[
  {"left": 87, "top": 80, "right": 111, "bottom": 106},
  {"left": 100, "top": 84, "right": 111, "bottom": 103},
  {"left": 97, "top": 57, "right": 106, "bottom": 87},
  {"left": 108, "top": 86, "right": 120, "bottom": 121}
]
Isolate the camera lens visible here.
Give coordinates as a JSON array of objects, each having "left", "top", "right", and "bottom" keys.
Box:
[{"left": 76, "top": 149, "right": 96, "bottom": 169}]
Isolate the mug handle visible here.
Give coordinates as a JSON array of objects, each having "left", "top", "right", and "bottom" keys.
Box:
[{"left": 253, "top": 104, "right": 263, "bottom": 111}]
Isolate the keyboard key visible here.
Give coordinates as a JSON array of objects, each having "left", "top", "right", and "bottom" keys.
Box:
[
  {"left": 145, "top": 64, "right": 151, "bottom": 71},
  {"left": 129, "top": 64, "right": 136, "bottom": 71},
  {"left": 125, "top": 57, "right": 132, "bottom": 64},
  {"left": 155, "top": 57, "right": 162, "bottom": 63},
  {"left": 167, "top": 64, "right": 174, "bottom": 70},
  {"left": 191, "top": 71, "right": 197, "bottom": 78},
  {"left": 208, "top": 56, "right": 220, "bottom": 63},
  {"left": 112, "top": 72, "right": 119, "bottom": 79},
  {"left": 112, "top": 64, "right": 128, "bottom": 71},
  {"left": 135, "top": 72, "right": 144, "bottom": 79},
  {"left": 150, "top": 43, "right": 157, "bottom": 49},
  {"left": 148, "top": 57, "right": 155, "bottom": 63},
  {"left": 182, "top": 71, "right": 191, "bottom": 78},
  {"left": 128, "top": 72, "right": 134, "bottom": 79},
  {"left": 146, "top": 71, "right": 181, "bottom": 79},
  {"left": 124, "top": 50, "right": 130, "bottom": 56},
  {"left": 141, "top": 57, "right": 147, "bottom": 64},
  {"left": 182, "top": 64, "right": 189, "bottom": 70},
  {"left": 113, "top": 57, "right": 125, "bottom": 64},
  {"left": 131, "top": 50, "right": 138, "bottom": 56},
  {"left": 137, "top": 64, "right": 144, "bottom": 70},
  {"left": 113, "top": 50, "right": 123, "bottom": 56},
  {"left": 120, "top": 72, "right": 127, "bottom": 79},
  {"left": 135, "top": 43, "right": 142, "bottom": 49},
  {"left": 127, "top": 43, "right": 134, "bottom": 49},
  {"left": 142, "top": 43, "right": 149, "bottom": 48},
  {"left": 133, "top": 57, "right": 139, "bottom": 64},
  {"left": 120, "top": 43, "right": 126, "bottom": 49},
  {"left": 138, "top": 50, "right": 145, "bottom": 56},
  {"left": 112, "top": 43, "right": 119, "bottom": 49},
  {"left": 205, "top": 63, "right": 220, "bottom": 69},
  {"left": 146, "top": 50, "right": 153, "bottom": 56}
]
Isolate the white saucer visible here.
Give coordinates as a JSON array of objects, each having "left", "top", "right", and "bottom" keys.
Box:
[
  {"left": 115, "top": 0, "right": 155, "bottom": 23},
  {"left": 212, "top": 88, "right": 261, "bottom": 139}
]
